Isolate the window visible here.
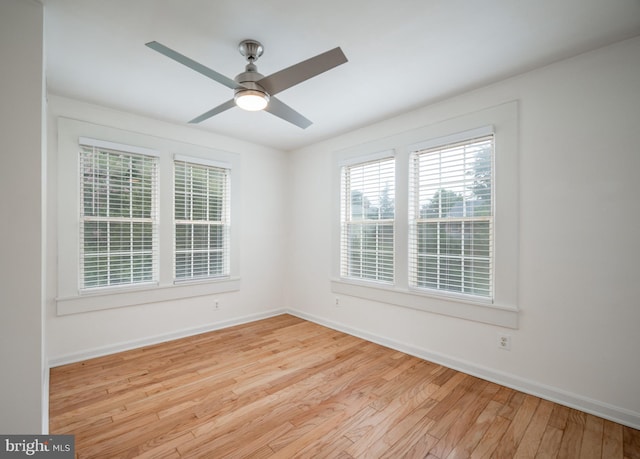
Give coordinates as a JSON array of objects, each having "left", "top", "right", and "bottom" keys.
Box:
[
  {"left": 340, "top": 155, "right": 395, "bottom": 283},
  {"left": 79, "top": 141, "right": 158, "bottom": 290},
  {"left": 332, "top": 102, "right": 518, "bottom": 328},
  {"left": 409, "top": 135, "right": 493, "bottom": 299},
  {"left": 57, "top": 118, "right": 241, "bottom": 315},
  {"left": 174, "top": 157, "right": 230, "bottom": 281}
]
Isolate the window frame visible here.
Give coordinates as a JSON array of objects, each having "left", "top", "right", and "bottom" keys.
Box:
[
  {"left": 339, "top": 153, "right": 396, "bottom": 284},
  {"left": 408, "top": 131, "right": 495, "bottom": 301},
  {"left": 173, "top": 155, "right": 231, "bottom": 283},
  {"left": 56, "top": 118, "right": 241, "bottom": 316},
  {"left": 332, "top": 102, "right": 519, "bottom": 328},
  {"left": 78, "top": 138, "right": 160, "bottom": 291}
]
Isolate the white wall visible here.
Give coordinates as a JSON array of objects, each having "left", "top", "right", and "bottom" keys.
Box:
[
  {"left": 0, "top": 0, "right": 45, "bottom": 433},
  {"left": 286, "top": 36, "right": 640, "bottom": 428},
  {"left": 46, "top": 96, "right": 289, "bottom": 363}
]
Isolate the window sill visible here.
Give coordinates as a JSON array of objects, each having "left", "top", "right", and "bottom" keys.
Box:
[
  {"left": 331, "top": 279, "right": 518, "bottom": 329},
  {"left": 56, "top": 277, "right": 240, "bottom": 316}
]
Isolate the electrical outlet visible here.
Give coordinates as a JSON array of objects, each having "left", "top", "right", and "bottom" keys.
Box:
[
  {"left": 335, "top": 297, "right": 340, "bottom": 307},
  {"left": 214, "top": 300, "right": 220, "bottom": 309},
  {"left": 497, "top": 333, "right": 511, "bottom": 351}
]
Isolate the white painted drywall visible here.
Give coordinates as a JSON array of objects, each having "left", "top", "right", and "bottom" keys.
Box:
[
  {"left": 45, "top": 96, "right": 289, "bottom": 362},
  {"left": 0, "top": 0, "right": 45, "bottom": 434},
  {"left": 286, "top": 36, "right": 640, "bottom": 427}
]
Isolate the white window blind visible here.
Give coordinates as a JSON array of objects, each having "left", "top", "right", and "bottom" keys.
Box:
[
  {"left": 340, "top": 156, "right": 395, "bottom": 283},
  {"left": 409, "top": 135, "right": 494, "bottom": 299},
  {"left": 174, "top": 158, "right": 230, "bottom": 281},
  {"left": 79, "top": 144, "right": 158, "bottom": 290}
]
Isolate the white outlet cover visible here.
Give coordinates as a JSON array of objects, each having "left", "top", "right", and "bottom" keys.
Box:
[{"left": 497, "top": 333, "right": 512, "bottom": 351}]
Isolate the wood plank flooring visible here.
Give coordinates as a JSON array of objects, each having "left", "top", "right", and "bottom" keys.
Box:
[{"left": 49, "top": 314, "right": 640, "bottom": 458}]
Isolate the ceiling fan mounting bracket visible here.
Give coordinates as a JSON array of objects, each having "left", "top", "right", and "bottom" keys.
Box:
[{"left": 238, "top": 39, "right": 263, "bottom": 63}]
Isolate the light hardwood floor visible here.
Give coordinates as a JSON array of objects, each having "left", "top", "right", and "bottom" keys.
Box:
[{"left": 50, "top": 314, "right": 640, "bottom": 458}]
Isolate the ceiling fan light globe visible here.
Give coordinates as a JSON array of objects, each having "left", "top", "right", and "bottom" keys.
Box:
[{"left": 234, "top": 90, "right": 269, "bottom": 111}]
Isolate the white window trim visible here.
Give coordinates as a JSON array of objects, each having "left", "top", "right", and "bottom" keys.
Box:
[
  {"left": 79, "top": 136, "right": 161, "bottom": 157},
  {"left": 56, "top": 118, "right": 241, "bottom": 315},
  {"left": 78, "top": 141, "right": 160, "bottom": 291},
  {"left": 173, "top": 154, "right": 231, "bottom": 283},
  {"left": 331, "top": 101, "right": 519, "bottom": 328},
  {"left": 408, "top": 130, "right": 495, "bottom": 300},
  {"left": 174, "top": 153, "right": 231, "bottom": 170}
]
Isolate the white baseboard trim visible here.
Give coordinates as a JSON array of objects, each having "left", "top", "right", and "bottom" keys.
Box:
[
  {"left": 47, "top": 308, "right": 287, "bottom": 368},
  {"left": 286, "top": 309, "right": 640, "bottom": 430}
]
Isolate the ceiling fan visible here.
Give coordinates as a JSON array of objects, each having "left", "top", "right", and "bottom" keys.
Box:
[{"left": 145, "top": 39, "right": 348, "bottom": 129}]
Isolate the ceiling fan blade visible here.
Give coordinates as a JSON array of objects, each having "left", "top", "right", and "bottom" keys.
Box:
[
  {"left": 264, "top": 97, "right": 312, "bottom": 129},
  {"left": 146, "top": 41, "right": 240, "bottom": 90},
  {"left": 189, "top": 99, "right": 236, "bottom": 124},
  {"left": 257, "top": 47, "right": 347, "bottom": 96}
]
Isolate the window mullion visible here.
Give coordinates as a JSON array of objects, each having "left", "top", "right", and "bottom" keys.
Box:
[
  {"left": 189, "top": 167, "right": 194, "bottom": 279},
  {"left": 128, "top": 157, "right": 133, "bottom": 284}
]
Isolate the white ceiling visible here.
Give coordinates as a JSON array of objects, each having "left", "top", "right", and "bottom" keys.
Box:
[{"left": 43, "top": 0, "right": 640, "bottom": 151}]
